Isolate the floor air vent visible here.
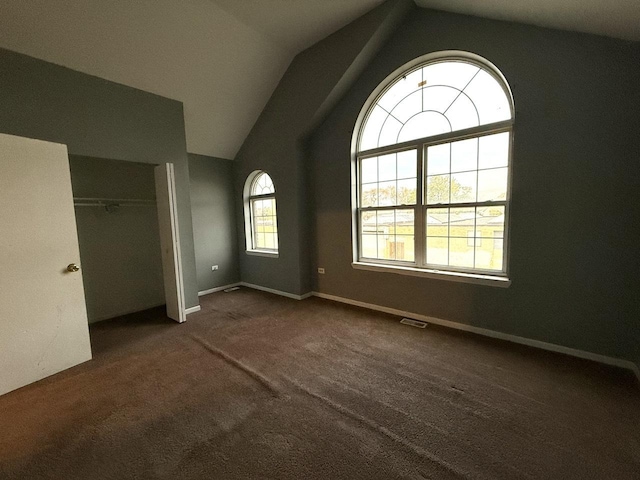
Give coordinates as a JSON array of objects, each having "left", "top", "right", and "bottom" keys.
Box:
[
  {"left": 223, "top": 286, "right": 241, "bottom": 293},
  {"left": 400, "top": 318, "right": 427, "bottom": 329}
]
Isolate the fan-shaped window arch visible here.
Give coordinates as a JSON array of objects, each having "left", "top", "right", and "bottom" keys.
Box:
[
  {"left": 244, "top": 171, "right": 278, "bottom": 254},
  {"left": 353, "top": 52, "right": 514, "bottom": 284}
]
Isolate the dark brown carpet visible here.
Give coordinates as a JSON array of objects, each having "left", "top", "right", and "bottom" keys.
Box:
[{"left": 1, "top": 288, "right": 639, "bottom": 479}]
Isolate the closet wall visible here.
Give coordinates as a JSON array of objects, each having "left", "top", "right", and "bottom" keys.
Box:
[{"left": 69, "top": 156, "right": 165, "bottom": 323}]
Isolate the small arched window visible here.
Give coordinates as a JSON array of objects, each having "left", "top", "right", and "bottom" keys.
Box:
[
  {"left": 353, "top": 52, "right": 514, "bottom": 282},
  {"left": 244, "top": 171, "right": 278, "bottom": 254}
]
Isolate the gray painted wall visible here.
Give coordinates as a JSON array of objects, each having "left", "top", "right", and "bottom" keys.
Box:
[
  {"left": 309, "top": 9, "right": 640, "bottom": 363},
  {"left": 0, "top": 47, "right": 199, "bottom": 309},
  {"left": 70, "top": 156, "right": 164, "bottom": 323},
  {"left": 234, "top": 0, "right": 412, "bottom": 296},
  {"left": 189, "top": 154, "right": 240, "bottom": 292}
]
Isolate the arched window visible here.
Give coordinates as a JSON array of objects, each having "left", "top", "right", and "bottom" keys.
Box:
[
  {"left": 244, "top": 171, "right": 278, "bottom": 254},
  {"left": 353, "top": 52, "right": 514, "bottom": 282}
]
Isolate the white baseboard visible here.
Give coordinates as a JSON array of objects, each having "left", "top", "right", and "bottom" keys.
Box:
[
  {"left": 312, "top": 291, "right": 640, "bottom": 382},
  {"left": 185, "top": 305, "right": 201, "bottom": 315},
  {"left": 240, "top": 282, "right": 313, "bottom": 301},
  {"left": 198, "top": 283, "right": 242, "bottom": 297}
]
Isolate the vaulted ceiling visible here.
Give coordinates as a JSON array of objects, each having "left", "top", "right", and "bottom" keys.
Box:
[{"left": 0, "top": 0, "right": 637, "bottom": 159}]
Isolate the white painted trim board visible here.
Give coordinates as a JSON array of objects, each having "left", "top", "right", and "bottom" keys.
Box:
[
  {"left": 198, "top": 283, "right": 242, "bottom": 297},
  {"left": 311, "top": 292, "right": 640, "bottom": 382},
  {"left": 194, "top": 281, "right": 640, "bottom": 381},
  {"left": 241, "top": 282, "right": 312, "bottom": 300}
]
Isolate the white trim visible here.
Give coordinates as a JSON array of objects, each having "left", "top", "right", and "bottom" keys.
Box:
[
  {"left": 198, "top": 283, "right": 242, "bottom": 297},
  {"left": 185, "top": 305, "right": 201, "bottom": 315},
  {"left": 311, "top": 291, "right": 640, "bottom": 380},
  {"left": 240, "top": 282, "right": 312, "bottom": 301},
  {"left": 352, "top": 262, "right": 511, "bottom": 287}
]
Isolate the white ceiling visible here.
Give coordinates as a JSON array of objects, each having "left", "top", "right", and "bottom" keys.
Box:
[
  {"left": 416, "top": 0, "right": 640, "bottom": 42},
  {"left": 0, "top": 1, "right": 637, "bottom": 159},
  {"left": 211, "top": 0, "right": 386, "bottom": 55}
]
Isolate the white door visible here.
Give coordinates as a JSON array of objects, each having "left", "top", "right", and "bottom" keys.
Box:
[
  {"left": 155, "top": 163, "right": 186, "bottom": 323},
  {"left": 0, "top": 134, "right": 92, "bottom": 397}
]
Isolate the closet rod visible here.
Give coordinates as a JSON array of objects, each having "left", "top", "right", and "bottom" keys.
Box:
[{"left": 73, "top": 197, "right": 156, "bottom": 207}]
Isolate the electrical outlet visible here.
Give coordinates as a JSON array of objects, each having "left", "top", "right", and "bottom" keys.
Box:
[
  {"left": 317, "top": 267, "right": 325, "bottom": 274},
  {"left": 211, "top": 265, "right": 219, "bottom": 271}
]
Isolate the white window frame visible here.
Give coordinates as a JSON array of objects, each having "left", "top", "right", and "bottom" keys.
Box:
[
  {"left": 243, "top": 170, "right": 279, "bottom": 257},
  {"left": 351, "top": 51, "right": 514, "bottom": 287}
]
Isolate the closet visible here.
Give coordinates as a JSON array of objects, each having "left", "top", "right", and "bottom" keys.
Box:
[{"left": 69, "top": 156, "right": 165, "bottom": 323}]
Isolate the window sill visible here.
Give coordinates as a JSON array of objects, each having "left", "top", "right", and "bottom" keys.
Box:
[
  {"left": 246, "top": 250, "right": 279, "bottom": 258},
  {"left": 352, "top": 261, "right": 511, "bottom": 288}
]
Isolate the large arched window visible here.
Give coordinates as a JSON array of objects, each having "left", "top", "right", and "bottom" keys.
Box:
[
  {"left": 353, "top": 52, "right": 514, "bottom": 284},
  {"left": 244, "top": 171, "right": 278, "bottom": 254}
]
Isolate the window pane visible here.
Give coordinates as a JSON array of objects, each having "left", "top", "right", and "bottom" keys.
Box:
[
  {"left": 397, "top": 111, "right": 450, "bottom": 144},
  {"left": 379, "top": 116, "right": 402, "bottom": 148},
  {"left": 394, "top": 236, "right": 415, "bottom": 262},
  {"left": 361, "top": 157, "right": 377, "bottom": 184},
  {"left": 477, "top": 167, "right": 508, "bottom": 202},
  {"left": 426, "top": 174, "right": 450, "bottom": 205},
  {"left": 395, "top": 209, "right": 415, "bottom": 235},
  {"left": 475, "top": 228, "right": 504, "bottom": 271},
  {"left": 423, "top": 85, "right": 458, "bottom": 114},
  {"left": 361, "top": 211, "right": 377, "bottom": 233},
  {"left": 393, "top": 209, "right": 415, "bottom": 261},
  {"left": 361, "top": 183, "right": 377, "bottom": 208},
  {"left": 252, "top": 200, "right": 263, "bottom": 217},
  {"left": 450, "top": 171, "right": 477, "bottom": 203},
  {"left": 476, "top": 206, "right": 505, "bottom": 235},
  {"left": 252, "top": 172, "right": 274, "bottom": 195},
  {"left": 444, "top": 94, "right": 479, "bottom": 132},
  {"left": 263, "top": 198, "right": 276, "bottom": 216},
  {"left": 377, "top": 232, "right": 391, "bottom": 259},
  {"left": 423, "top": 62, "right": 479, "bottom": 91},
  {"left": 391, "top": 90, "right": 422, "bottom": 123},
  {"left": 360, "top": 150, "right": 417, "bottom": 209},
  {"left": 378, "top": 153, "right": 396, "bottom": 182},
  {"left": 426, "top": 236, "right": 448, "bottom": 266},
  {"left": 426, "top": 208, "right": 448, "bottom": 237},
  {"left": 360, "top": 105, "right": 387, "bottom": 151},
  {"left": 479, "top": 132, "right": 509, "bottom": 170},
  {"left": 361, "top": 234, "right": 377, "bottom": 258},
  {"left": 426, "top": 143, "right": 450, "bottom": 176},
  {"left": 377, "top": 181, "right": 396, "bottom": 206},
  {"left": 463, "top": 69, "right": 511, "bottom": 125},
  {"left": 449, "top": 238, "right": 475, "bottom": 268},
  {"left": 451, "top": 137, "right": 478, "bottom": 173},
  {"left": 360, "top": 209, "right": 415, "bottom": 262},
  {"left": 397, "top": 179, "right": 416, "bottom": 205},
  {"left": 449, "top": 207, "right": 475, "bottom": 238},
  {"left": 377, "top": 68, "right": 422, "bottom": 112},
  {"left": 397, "top": 150, "right": 416, "bottom": 179}
]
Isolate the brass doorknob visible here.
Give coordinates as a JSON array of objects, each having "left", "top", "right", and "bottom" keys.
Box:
[{"left": 66, "top": 263, "right": 80, "bottom": 273}]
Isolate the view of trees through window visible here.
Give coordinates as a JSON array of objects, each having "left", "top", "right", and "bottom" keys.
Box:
[{"left": 356, "top": 55, "right": 513, "bottom": 275}]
